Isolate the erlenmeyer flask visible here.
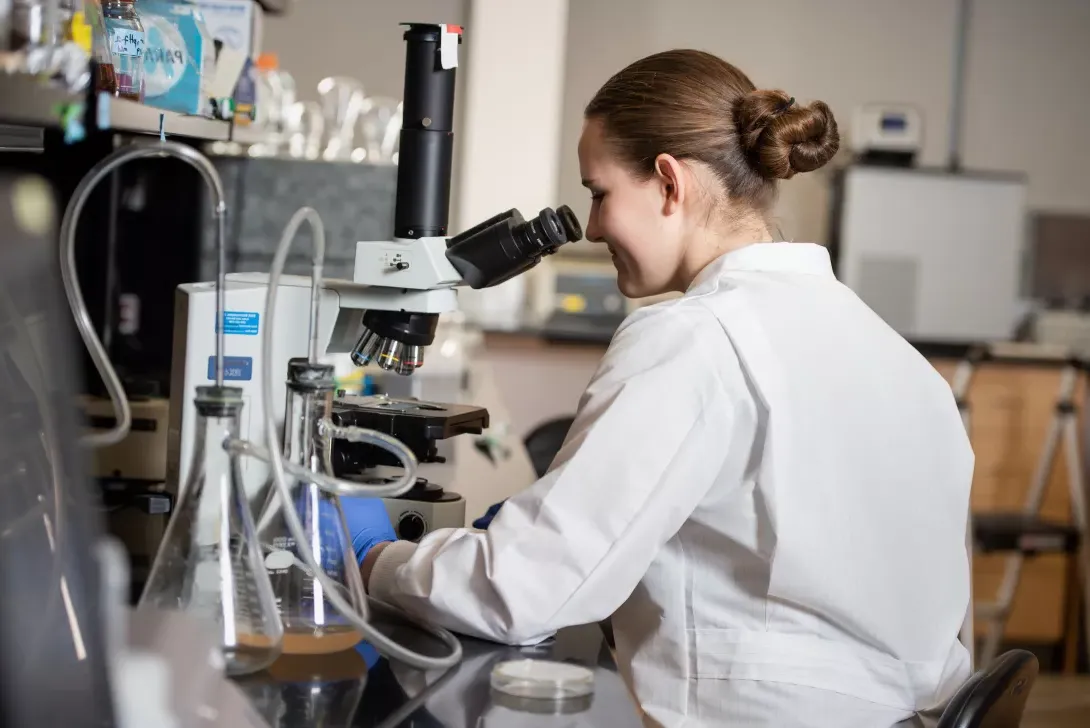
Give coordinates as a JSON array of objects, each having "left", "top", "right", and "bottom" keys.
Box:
[
  {"left": 140, "top": 385, "right": 283, "bottom": 675},
  {"left": 257, "top": 358, "right": 368, "bottom": 655}
]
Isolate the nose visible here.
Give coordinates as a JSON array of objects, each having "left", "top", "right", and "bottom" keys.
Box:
[{"left": 585, "top": 208, "right": 605, "bottom": 244}]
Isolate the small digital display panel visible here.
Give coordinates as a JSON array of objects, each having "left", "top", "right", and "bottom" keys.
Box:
[{"left": 880, "top": 114, "right": 908, "bottom": 132}]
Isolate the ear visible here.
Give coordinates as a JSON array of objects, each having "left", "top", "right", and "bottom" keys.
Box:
[{"left": 653, "top": 153, "right": 686, "bottom": 215}]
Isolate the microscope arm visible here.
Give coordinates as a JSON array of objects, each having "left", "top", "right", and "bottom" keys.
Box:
[{"left": 352, "top": 236, "right": 462, "bottom": 292}]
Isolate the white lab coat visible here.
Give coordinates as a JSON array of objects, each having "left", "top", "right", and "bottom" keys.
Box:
[{"left": 370, "top": 242, "right": 974, "bottom": 727}]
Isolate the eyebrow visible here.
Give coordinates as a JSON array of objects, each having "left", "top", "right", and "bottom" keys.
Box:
[{"left": 581, "top": 178, "right": 597, "bottom": 188}]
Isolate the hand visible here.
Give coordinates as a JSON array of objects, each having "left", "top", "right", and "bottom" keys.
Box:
[
  {"left": 472, "top": 500, "right": 506, "bottom": 530},
  {"left": 340, "top": 496, "right": 398, "bottom": 564},
  {"left": 361, "top": 541, "right": 391, "bottom": 589}
]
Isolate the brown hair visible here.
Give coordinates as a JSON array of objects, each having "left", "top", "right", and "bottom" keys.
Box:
[{"left": 585, "top": 49, "right": 840, "bottom": 212}]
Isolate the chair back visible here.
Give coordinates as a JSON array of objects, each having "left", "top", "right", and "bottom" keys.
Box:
[
  {"left": 937, "top": 650, "right": 1038, "bottom": 728},
  {"left": 523, "top": 416, "right": 575, "bottom": 478}
]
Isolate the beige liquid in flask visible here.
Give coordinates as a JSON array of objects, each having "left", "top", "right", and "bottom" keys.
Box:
[
  {"left": 262, "top": 482, "right": 366, "bottom": 655},
  {"left": 280, "top": 628, "right": 362, "bottom": 655}
]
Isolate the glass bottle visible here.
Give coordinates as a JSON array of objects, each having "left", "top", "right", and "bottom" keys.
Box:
[
  {"left": 256, "top": 359, "right": 367, "bottom": 655},
  {"left": 140, "top": 385, "right": 283, "bottom": 675},
  {"left": 101, "top": 0, "right": 144, "bottom": 101},
  {"left": 85, "top": 0, "right": 120, "bottom": 96},
  {"left": 10, "top": 1, "right": 45, "bottom": 50}
]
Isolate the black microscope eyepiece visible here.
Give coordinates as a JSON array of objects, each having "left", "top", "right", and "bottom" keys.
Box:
[{"left": 445, "top": 204, "right": 583, "bottom": 289}]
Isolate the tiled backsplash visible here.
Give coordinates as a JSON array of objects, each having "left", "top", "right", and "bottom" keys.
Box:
[{"left": 199, "top": 156, "right": 398, "bottom": 281}]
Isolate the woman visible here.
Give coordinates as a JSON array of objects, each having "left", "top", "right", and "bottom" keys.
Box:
[{"left": 348, "top": 49, "right": 974, "bottom": 727}]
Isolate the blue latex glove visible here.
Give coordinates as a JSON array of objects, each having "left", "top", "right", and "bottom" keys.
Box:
[
  {"left": 337, "top": 497, "right": 393, "bottom": 668},
  {"left": 472, "top": 500, "right": 506, "bottom": 530},
  {"left": 340, "top": 496, "right": 397, "bottom": 565}
]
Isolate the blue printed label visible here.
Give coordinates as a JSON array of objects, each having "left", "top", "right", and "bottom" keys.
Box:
[
  {"left": 222, "top": 311, "right": 259, "bottom": 335},
  {"left": 208, "top": 356, "right": 253, "bottom": 382}
]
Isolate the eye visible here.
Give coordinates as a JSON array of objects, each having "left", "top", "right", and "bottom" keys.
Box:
[{"left": 590, "top": 191, "right": 605, "bottom": 201}]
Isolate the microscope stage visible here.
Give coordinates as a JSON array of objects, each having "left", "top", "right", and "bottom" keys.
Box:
[
  {"left": 332, "top": 395, "right": 489, "bottom": 440},
  {"left": 330, "top": 395, "right": 490, "bottom": 471}
]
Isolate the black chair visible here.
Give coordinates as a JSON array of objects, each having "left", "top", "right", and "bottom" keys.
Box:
[
  {"left": 523, "top": 416, "right": 576, "bottom": 478},
  {"left": 974, "top": 513, "right": 1081, "bottom": 556},
  {"left": 937, "top": 649, "right": 1039, "bottom": 728}
]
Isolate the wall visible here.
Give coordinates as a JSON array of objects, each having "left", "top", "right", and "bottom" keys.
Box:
[
  {"left": 450, "top": 0, "right": 570, "bottom": 327},
  {"left": 558, "top": 0, "right": 1090, "bottom": 252},
  {"left": 962, "top": 0, "right": 1090, "bottom": 213},
  {"left": 260, "top": 0, "right": 467, "bottom": 101},
  {"left": 259, "top": 1, "right": 1090, "bottom": 250},
  {"left": 451, "top": 0, "right": 569, "bottom": 233},
  {"left": 259, "top": 0, "right": 471, "bottom": 244}
]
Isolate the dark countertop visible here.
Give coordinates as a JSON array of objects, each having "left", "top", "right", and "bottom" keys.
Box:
[
  {"left": 484, "top": 324, "right": 1024, "bottom": 364},
  {"left": 232, "top": 617, "right": 643, "bottom": 727}
]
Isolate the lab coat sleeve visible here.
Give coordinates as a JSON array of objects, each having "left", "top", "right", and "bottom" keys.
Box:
[{"left": 368, "top": 302, "right": 754, "bottom": 645}]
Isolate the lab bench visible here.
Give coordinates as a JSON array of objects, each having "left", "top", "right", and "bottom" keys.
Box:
[{"left": 233, "top": 620, "right": 642, "bottom": 727}]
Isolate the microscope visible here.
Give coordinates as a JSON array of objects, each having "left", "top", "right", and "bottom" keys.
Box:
[{"left": 168, "top": 23, "right": 582, "bottom": 540}]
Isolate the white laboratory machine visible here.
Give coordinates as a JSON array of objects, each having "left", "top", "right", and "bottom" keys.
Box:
[
  {"left": 850, "top": 104, "right": 923, "bottom": 166},
  {"left": 829, "top": 165, "right": 1028, "bottom": 343}
]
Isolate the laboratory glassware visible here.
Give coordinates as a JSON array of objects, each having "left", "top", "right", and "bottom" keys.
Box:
[
  {"left": 140, "top": 385, "right": 283, "bottom": 675},
  {"left": 10, "top": 1, "right": 44, "bottom": 50},
  {"left": 253, "top": 54, "right": 295, "bottom": 154},
  {"left": 101, "top": 0, "right": 143, "bottom": 100},
  {"left": 357, "top": 96, "right": 402, "bottom": 164},
  {"left": 317, "top": 76, "right": 365, "bottom": 160},
  {"left": 285, "top": 101, "right": 324, "bottom": 159},
  {"left": 83, "top": 0, "right": 120, "bottom": 96},
  {"left": 250, "top": 205, "right": 462, "bottom": 671},
  {"left": 257, "top": 358, "right": 367, "bottom": 655}
]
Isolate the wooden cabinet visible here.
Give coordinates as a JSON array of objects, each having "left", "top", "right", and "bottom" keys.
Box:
[{"left": 932, "top": 359, "right": 1081, "bottom": 643}]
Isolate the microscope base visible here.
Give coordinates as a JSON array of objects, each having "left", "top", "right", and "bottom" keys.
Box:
[{"left": 382, "top": 493, "right": 466, "bottom": 543}]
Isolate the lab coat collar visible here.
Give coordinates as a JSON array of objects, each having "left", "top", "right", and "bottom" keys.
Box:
[{"left": 687, "top": 242, "right": 834, "bottom": 293}]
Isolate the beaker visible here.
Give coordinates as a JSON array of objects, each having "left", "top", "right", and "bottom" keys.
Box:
[
  {"left": 257, "top": 359, "right": 368, "bottom": 655},
  {"left": 140, "top": 385, "right": 283, "bottom": 675}
]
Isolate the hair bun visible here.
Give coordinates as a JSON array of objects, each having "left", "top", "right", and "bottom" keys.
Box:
[{"left": 733, "top": 89, "right": 840, "bottom": 181}]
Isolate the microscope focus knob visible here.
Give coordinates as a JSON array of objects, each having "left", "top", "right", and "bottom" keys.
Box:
[{"left": 397, "top": 512, "right": 427, "bottom": 542}]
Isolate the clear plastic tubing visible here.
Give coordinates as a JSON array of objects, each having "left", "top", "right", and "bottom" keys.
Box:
[
  {"left": 251, "top": 206, "right": 462, "bottom": 671},
  {"left": 59, "top": 141, "right": 229, "bottom": 448}
]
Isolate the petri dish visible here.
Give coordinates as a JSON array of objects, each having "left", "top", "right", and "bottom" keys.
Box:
[{"left": 490, "top": 659, "right": 595, "bottom": 700}]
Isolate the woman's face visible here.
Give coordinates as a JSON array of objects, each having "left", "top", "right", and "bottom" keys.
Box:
[{"left": 578, "top": 118, "right": 686, "bottom": 298}]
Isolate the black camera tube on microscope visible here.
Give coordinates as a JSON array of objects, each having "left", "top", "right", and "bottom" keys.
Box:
[{"left": 394, "top": 23, "right": 461, "bottom": 239}]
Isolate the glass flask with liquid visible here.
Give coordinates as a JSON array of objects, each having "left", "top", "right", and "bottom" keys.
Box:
[
  {"left": 101, "top": 0, "right": 144, "bottom": 100},
  {"left": 256, "top": 358, "right": 367, "bottom": 655},
  {"left": 140, "top": 385, "right": 283, "bottom": 675}
]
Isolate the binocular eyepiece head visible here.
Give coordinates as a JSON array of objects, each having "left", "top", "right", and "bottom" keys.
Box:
[
  {"left": 445, "top": 205, "right": 583, "bottom": 290},
  {"left": 351, "top": 205, "right": 583, "bottom": 376}
]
